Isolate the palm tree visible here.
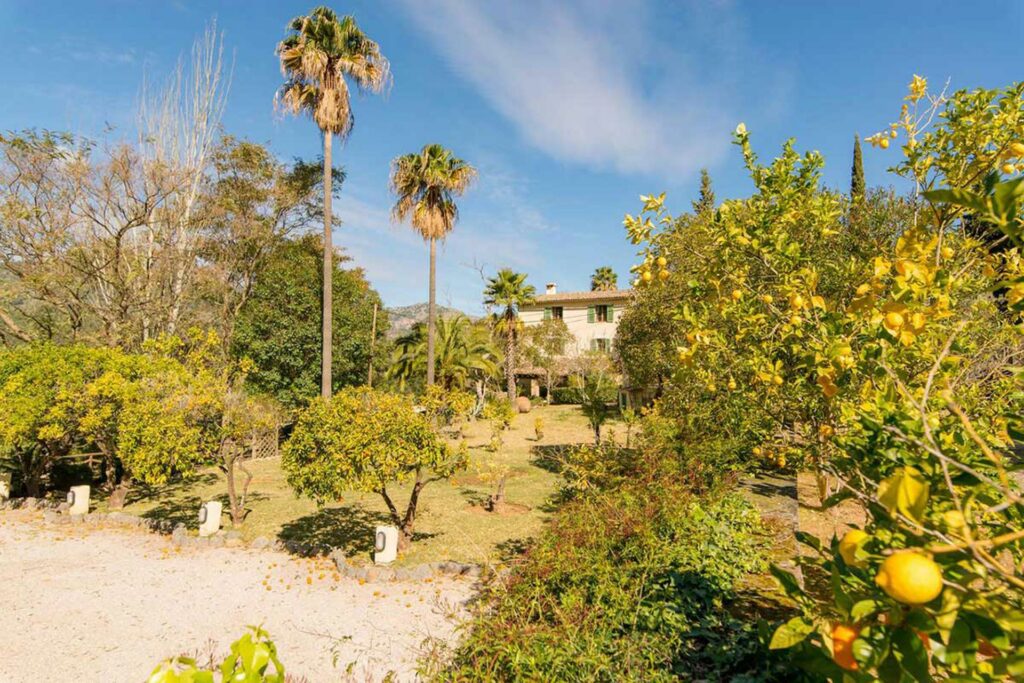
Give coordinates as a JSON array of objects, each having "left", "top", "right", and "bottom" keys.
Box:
[
  {"left": 590, "top": 266, "right": 618, "bottom": 291},
  {"left": 389, "top": 144, "right": 477, "bottom": 388},
  {"left": 389, "top": 315, "right": 500, "bottom": 392},
  {"left": 484, "top": 268, "right": 536, "bottom": 400},
  {"left": 276, "top": 7, "right": 390, "bottom": 399}
]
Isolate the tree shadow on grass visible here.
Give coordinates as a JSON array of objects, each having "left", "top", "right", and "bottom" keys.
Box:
[
  {"left": 529, "top": 444, "right": 580, "bottom": 473},
  {"left": 457, "top": 487, "right": 491, "bottom": 507},
  {"left": 136, "top": 474, "right": 268, "bottom": 529},
  {"left": 130, "top": 472, "right": 220, "bottom": 507},
  {"left": 495, "top": 537, "right": 532, "bottom": 563},
  {"left": 276, "top": 505, "right": 439, "bottom": 559}
]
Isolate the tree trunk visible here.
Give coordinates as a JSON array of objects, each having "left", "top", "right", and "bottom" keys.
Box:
[
  {"left": 224, "top": 449, "right": 252, "bottom": 526},
  {"left": 321, "top": 129, "right": 334, "bottom": 399},
  {"left": 594, "top": 423, "right": 601, "bottom": 445},
  {"left": 400, "top": 469, "right": 428, "bottom": 551},
  {"left": 505, "top": 313, "right": 516, "bottom": 400},
  {"left": 426, "top": 237, "right": 437, "bottom": 388},
  {"left": 108, "top": 481, "right": 130, "bottom": 509},
  {"left": 489, "top": 474, "right": 507, "bottom": 513}
]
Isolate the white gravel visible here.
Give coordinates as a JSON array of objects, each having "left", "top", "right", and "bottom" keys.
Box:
[{"left": 0, "top": 512, "right": 474, "bottom": 682}]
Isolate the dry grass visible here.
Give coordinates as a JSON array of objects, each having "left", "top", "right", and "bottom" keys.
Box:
[{"left": 106, "top": 404, "right": 613, "bottom": 566}]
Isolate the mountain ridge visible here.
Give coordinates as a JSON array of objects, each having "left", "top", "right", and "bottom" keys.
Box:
[{"left": 386, "top": 303, "right": 475, "bottom": 338}]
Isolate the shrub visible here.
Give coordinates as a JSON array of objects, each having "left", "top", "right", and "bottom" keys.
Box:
[
  {"left": 0, "top": 344, "right": 111, "bottom": 496},
  {"left": 441, "top": 469, "right": 798, "bottom": 681},
  {"left": 549, "top": 386, "right": 582, "bottom": 405},
  {"left": 282, "top": 387, "right": 465, "bottom": 550}
]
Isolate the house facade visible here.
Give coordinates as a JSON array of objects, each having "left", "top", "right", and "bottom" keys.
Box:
[{"left": 516, "top": 283, "right": 630, "bottom": 397}]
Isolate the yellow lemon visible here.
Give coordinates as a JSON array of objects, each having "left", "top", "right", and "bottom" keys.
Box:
[
  {"left": 875, "top": 551, "right": 943, "bottom": 605},
  {"left": 731, "top": 288, "right": 743, "bottom": 301},
  {"left": 890, "top": 130, "right": 897, "bottom": 139},
  {"left": 832, "top": 623, "right": 860, "bottom": 671},
  {"left": 819, "top": 424, "right": 835, "bottom": 439},
  {"left": 658, "top": 269, "right": 670, "bottom": 280},
  {"left": 1011, "top": 142, "right": 1024, "bottom": 157},
  {"left": 1002, "top": 163, "right": 1016, "bottom": 175},
  {"left": 641, "top": 270, "right": 653, "bottom": 283},
  {"left": 942, "top": 510, "right": 965, "bottom": 532},
  {"left": 760, "top": 294, "right": 773, "bottom": 304},
  {"left": 838, "top": 529, "right": 869, "bottom": 567},
  {"left": 752, "top": 446, "right": 762, "bottom": 456},
  {"left": 884, "top": 310, "right": 905, "bottom": 331},
  {"left": 727, "top": 379, "right": 737, "bottom": 391},
  {"left": 772, "top": 374, "right": 784, "bottom": 386},
  {"left": 789, "top": 294, "right": 805, "bottom": 310},
  {"left": 657, "top": 256, "right": 667, "bottom": 267},
  {"left": 879, "top": 138, "right": 890, "bottom": 149},
  {"left": 940, "top": 246, "right": 954, "bottom": 259},
  {"left": 789, "top": 315, "right": 801, "bottom": 326}
]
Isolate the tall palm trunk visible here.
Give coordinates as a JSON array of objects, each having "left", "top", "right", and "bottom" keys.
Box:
[
  {"left": 321, "top": 130, "right": 333, "bottom": 399},
  {"left": 426, "top": 237, "right": 437, "bottom": 387},
  {"left": 505, "top": 311, "right": 516, "bottom": 400}
]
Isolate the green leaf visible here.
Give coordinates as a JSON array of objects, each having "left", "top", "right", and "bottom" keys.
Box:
[
  {"left": 770, "top": 617, "right": 814, "bottom": 649},
  {"left": 877, "top": 466, "right": 930, "bottom": 521},
  {"left": 936, "top": 588, "right": 961, "bottom": 645},
  {"left": 851, "top": 599, "right": 881, "bottom": 621},
  {"left": 892, "top": 628, "right": 932, "bottom": 683},
  {"left": 769, "top": 563, "right": 804, "bottom": 599},
  {"left": 794, "top": 530, "right": 821, "bottom": 552}
]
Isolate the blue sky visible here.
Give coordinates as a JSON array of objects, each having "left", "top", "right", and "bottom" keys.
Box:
[{"left": 1, "top": 1, "right": 1022, "bottom": 313}]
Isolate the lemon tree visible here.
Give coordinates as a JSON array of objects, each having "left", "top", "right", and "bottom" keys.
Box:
[{"left": 627, "top": 77, "right": 1024, "bottom": 680}]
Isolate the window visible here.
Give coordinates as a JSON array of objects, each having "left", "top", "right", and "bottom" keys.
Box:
[
  {"left": 588, "top": 304, "right": 615, "bottom": 323},
  {"left": 552, "top": 306, "right": 563, "bottom": 320}
]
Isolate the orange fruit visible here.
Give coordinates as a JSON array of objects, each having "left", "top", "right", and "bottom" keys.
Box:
[{"left": 832, "top": 623, "right": 860, "bottom": 671}]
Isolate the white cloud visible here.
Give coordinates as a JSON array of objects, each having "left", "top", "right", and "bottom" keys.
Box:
[{"left": 397, "top": 0, "right": 780, "bottom": 180}]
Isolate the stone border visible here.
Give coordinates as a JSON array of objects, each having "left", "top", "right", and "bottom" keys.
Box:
[{"left": 1, "top": 496, "right": 484, "bottom": 583}]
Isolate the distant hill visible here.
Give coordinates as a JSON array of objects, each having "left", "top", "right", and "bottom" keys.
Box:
[{"left": 386, "top": 303, "right": 473, "bottom": 338}]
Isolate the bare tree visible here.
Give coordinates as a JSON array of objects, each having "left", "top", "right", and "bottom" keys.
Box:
[{"left": 138, "top": 20, "right": 231, "bottom": 337}]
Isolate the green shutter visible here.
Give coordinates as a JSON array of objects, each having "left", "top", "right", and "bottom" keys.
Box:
[
  {"left": 543, "top": 307, "right": 551, "bottom": 320},
  {"left": 607, "top": 304, "right": 614, "bottom": 323},
  {"left": 587, "top": 306, "right": 595, "bottom": 323},
  {"left": 590, "top": 339, "right": 597, "bottom": 351}
]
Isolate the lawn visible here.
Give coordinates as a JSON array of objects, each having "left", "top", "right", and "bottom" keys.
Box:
[{"left": 105, "top": 404, "right": 612, "bottom": 566}]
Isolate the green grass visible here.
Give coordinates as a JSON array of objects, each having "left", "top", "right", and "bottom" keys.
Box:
[{"left": 106, "top": 404, "right": 614, "bottom": 566}]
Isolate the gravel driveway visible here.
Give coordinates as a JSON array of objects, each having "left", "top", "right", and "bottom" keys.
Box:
[{"left": 0, "top": 512, "right": 474, "bottom": 681}]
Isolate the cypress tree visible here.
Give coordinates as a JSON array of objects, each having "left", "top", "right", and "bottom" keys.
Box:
[
  {"left": 692, "top": 168, "right": 716, "bottom": 215},
  {"left": 851, "top": 134, "right": 865, "bottom": 203}
]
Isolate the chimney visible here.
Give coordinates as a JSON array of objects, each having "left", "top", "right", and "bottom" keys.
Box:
[{"left": 546, "top": 282, "right": 557, "bottom": 295}]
